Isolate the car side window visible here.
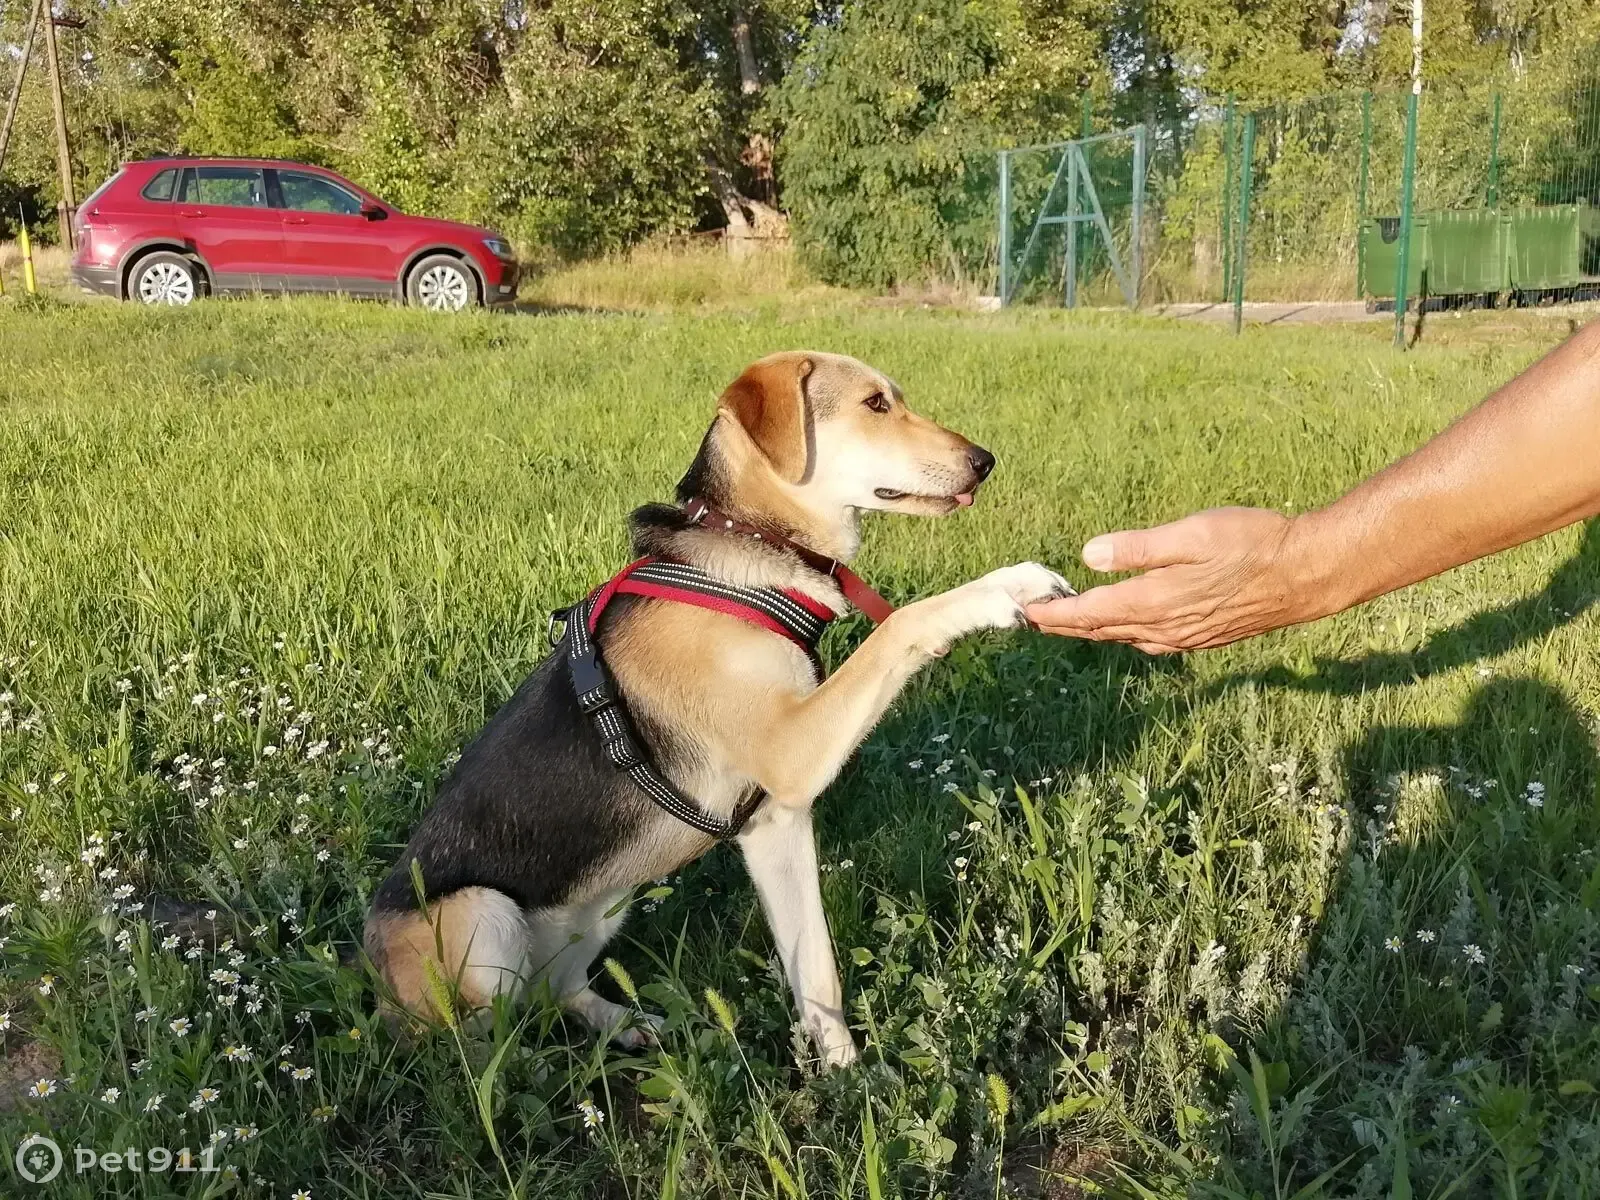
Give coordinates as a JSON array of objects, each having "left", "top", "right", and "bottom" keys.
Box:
[
  {"left": 276, "top": 172, "right": 364, "bottom": 216},
  {"left": 140, "top": 168, "right": 178, "bottom": 201},
  {"left": 178, "top": 167, "right": 268, "bottom": 208}
]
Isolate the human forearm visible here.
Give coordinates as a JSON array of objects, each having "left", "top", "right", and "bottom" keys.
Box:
[
  {"left": 1028, "top": 319, "right": 1600, "bottom": 652},
  {"left": 1283, "top": 319, "right": 1600, "bottom": 619}
]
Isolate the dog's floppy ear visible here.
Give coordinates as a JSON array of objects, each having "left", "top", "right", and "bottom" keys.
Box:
[{"left": 718, "top": 356, "right": 813, "bottom": 483}]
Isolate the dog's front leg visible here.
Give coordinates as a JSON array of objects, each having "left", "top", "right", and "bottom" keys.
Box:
[
  {"left": 737, "top": 803, "right": 858, "bottom": 1068},
  {"left": 745, "top": 562, "right": 1072, "bottom": 806}
]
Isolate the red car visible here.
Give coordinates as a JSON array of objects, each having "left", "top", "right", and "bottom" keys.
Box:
[{"left": 71, "top": 157, "right": 519, "bottom": 310}]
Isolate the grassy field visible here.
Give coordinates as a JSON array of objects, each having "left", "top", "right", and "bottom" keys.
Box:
[{"left": 1, "top": 292, "right": 1598, "bottom": 1199}]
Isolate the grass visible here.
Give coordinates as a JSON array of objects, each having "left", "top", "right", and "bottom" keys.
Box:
[
  {"left": 0, "top": 242, "right": 72, "bottom": 296},
  {"left": 521, "top": 241, "right": 847, "bottom": 314},
  {"left": 1, "top": 293, "right": 1598, "bottom": 1199}
]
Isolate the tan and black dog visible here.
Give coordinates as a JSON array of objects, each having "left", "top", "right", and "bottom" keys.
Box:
[{"left": 366, "top": 352, "right": 1070, "bottom": 1067}]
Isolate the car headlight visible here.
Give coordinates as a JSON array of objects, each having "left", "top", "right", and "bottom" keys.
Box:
[{"left": 483, "top": 237, "right": 514, "bottom": 260}]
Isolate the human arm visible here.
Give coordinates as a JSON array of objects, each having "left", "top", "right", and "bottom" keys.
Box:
[{"left": 1026, "top": 320, "right": 1600, "bottom": 653}]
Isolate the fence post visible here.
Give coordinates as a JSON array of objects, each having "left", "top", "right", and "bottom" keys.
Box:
[
  {"left": 1221, "top": 94, "right": 1235, "bottom": 302},
  {"left": 1233, "top": 113, "right": 1255, "bottom": 335},
  {"left": 1356, "top": 90, "right": 1371, "bottom": 299},
  {"left": 1394, "top": 89, "right": 1420, "bottom": 348},
  {"left": 1131, "top": 124, "right": 1146, "bottom": 309},
  {"left": 1486, "top": 92, "right": 1501, "bottom": 207},
  {"left": 997, "top": 150, "right": 1010, "bottom": 306},
  {"left": 1073, "top": 95, "right": 1092, "bottom": 303},
  {"left": 1064, "top": 149, "right": 1078, "bottom": 308}
]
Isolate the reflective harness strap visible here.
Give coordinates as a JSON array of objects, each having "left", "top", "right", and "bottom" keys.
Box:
[
  {"left": 682, "top": 497, "right": 897, "bottom": 624},
  {"left": 557, "top": 557, "right": 837, "bottom": 840}
]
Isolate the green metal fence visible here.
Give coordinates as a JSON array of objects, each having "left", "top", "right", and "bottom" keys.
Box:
[{"left": 992, "top": 65, "right": 1600, "bottom": 339}]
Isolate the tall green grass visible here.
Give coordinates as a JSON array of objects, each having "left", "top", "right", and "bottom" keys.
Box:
[{"left": 1, "top": 297, "right": 1596, "bottom": 1197}]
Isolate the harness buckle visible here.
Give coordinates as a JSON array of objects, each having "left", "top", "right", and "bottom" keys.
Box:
[{"left": 570, "top": 651, "right": 612, "bottom": 713}]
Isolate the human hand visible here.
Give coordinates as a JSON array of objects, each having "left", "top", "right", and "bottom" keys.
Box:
[{"left": 1025, "top": 507, "right": 1332, "bottom": 654}]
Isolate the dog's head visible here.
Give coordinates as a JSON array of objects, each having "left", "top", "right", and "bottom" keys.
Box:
[{"left": 682, "top": 352, "right": 994, "bottom": 550}]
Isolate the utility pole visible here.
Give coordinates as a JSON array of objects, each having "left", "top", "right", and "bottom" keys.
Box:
[
  {"left": 0, "top": 0, "right": 45, "bottom": 179},
  {"left": 1393, "top": 0, "right": 1422, "bottom": 348},
  {"left": 39, "top": 0, "right": 78, "bottom": 249}
]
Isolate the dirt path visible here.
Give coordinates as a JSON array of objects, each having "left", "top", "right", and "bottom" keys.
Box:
[{"left": 1149, "top": 300, "right": 1381, "bottom": 324}]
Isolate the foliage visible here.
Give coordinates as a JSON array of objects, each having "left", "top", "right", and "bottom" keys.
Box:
[
  {"left": 3, "top": 296, "right": 1600, "bottom": 1195},
  {"left": 0, "top": 0, "right": 796, "bottom": 257},
  {"left": 773, "top": 0, "right": 1108, "bottom": 289},
  {"left": 171, "top": 46, "right": 311, "bottom": 162},
  {"left": 2, "top": 0, "right": 1599, "bottom": 283},
  {"left": 457, "top": 2, "right": 720, "bottom": 259}
]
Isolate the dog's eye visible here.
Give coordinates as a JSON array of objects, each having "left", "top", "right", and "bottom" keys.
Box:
[{"left": 863, "top": 392, "right": 891, "bottom": 414}]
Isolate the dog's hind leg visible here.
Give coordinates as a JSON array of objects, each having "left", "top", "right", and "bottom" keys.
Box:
[
  {"left": 366, "top": 887, "right": 531, "bottom": 1029},
  {"left": 529, "top": 889, "right": 662, "bottom": 1048},
  {"left": 738, "top": 803, "right": 858, "bottom": 1068}
]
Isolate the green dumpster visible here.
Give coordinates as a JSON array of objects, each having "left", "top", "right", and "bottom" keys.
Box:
[
  {"left": 1362, "top": 204, "right": 1591, "bottom": 299},
  {"left": 1506, "top": 204, "right": 1581, "bottom": 291},
  {"left": 1425, "top": 210, "right": 1507, "bottom": 294},
  {"left": 1361, "top": 215, "right": 1427, "bottom": 298}
]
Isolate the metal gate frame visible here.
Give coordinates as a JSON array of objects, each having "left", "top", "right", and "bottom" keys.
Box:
[{"left": 997, "top": 125, "right": 1147, "bottom": 309}]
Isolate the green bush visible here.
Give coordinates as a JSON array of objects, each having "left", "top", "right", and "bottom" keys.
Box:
[{"left": 774, "top": 0, "right": 1014, "bottom": 290}]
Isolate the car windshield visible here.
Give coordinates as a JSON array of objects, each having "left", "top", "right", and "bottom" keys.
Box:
[{"left": 80, "top": 170, "right": 124, "bottom": 209}]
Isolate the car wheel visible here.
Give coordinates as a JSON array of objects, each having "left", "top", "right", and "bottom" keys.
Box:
[
  {"left": 406, "top": 254, "right": 479, "bottom": 312},
  {"left": 130, "top": 252, "right": 201, "bottom": 306}
]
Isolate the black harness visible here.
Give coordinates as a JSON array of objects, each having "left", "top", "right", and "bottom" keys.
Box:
[{"left": 552, "top": 558, "right": 836, "bottom": 839}]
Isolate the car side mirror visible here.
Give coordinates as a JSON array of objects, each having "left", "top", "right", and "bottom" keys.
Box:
[{"left": 361, "top": 204, "right": 386, "bottom": 221}]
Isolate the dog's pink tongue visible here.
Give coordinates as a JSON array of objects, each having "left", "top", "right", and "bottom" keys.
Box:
[{"left": 954, "top": 492, "right": 975, "bottom": 508}]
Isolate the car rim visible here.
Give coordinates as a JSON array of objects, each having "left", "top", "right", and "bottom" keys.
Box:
[
  {"left": 417, "top": 264, "right": 470, "bottom": 311},
  {"left": 138, "top": 261, "right": 195, "bottom": 305}
]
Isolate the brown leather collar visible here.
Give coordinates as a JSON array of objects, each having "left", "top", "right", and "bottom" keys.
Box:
[{"left": 682, "top": 497, "right": 895, "bottom": 624}]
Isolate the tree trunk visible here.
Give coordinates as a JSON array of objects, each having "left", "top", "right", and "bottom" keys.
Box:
[
  {"left": 708, "top": 158, "right": 786, "bottom": 259},
  {"left": 708, "top": 158, "right": 755, "bottom": 258},
  {"left": 732, "top": 5, "right": 760, "bottom": 95}
]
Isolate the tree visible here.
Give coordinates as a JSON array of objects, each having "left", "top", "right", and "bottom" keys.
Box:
[
  {"left": 453, "top": 0, "right": 719, "bottom": 257},
  {"left": 774, "top": 0, "right": 1112, "bottom": 288}
]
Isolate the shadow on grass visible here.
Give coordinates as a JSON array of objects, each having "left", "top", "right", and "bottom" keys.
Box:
[
  {"left": 503, "top": 300, "right": 618, "bottom": 318},
  {"left": 1206, "top": 676, "right": 1600, "bottom": 1195},
  {"left": 1201, "top": 521, "right": 1600, "bottom": 1194}
]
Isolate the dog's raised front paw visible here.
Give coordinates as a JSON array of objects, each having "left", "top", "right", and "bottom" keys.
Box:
[{"left": 980, "top": 561, "right": 1075, "bottom": 608}]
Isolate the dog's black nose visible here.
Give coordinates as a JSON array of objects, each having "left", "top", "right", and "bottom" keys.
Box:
[{"left": 968, "top": 446, "right": 996, "bottom": 482}]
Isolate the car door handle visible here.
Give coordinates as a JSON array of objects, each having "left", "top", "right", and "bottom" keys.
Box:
[
  {"left": 282, "top": 215, "right": 309, "bottom": 225},
  {"left": 178, "top": 208, "right": 205, "bottom": 218}
]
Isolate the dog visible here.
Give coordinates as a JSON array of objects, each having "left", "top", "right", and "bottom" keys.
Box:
[{"left": 365, "top": 351, "right": 1071, "bottom": 1067}]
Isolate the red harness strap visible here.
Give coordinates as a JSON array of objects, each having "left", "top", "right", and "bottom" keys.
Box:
[
  {"left": 681, "top": 498, "right": 896, "bottom": 625},
  {"left": 586, "top": 557, "right": 838, "bottom": 651},
  {"left": 559, "top": 539, "right": 884, "bottom": 840}
]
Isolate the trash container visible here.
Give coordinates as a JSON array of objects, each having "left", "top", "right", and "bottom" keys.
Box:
[
  {"left": 1361, "top": 215, "right": 1427, "bottom": 298},
  {"left": 1507, "top": 204, "right": 1581, "bottom": 291}
]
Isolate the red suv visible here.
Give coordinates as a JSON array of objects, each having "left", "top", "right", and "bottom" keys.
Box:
[{"left": 71, "top": 157, "right": 518, "bottom": 310}]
